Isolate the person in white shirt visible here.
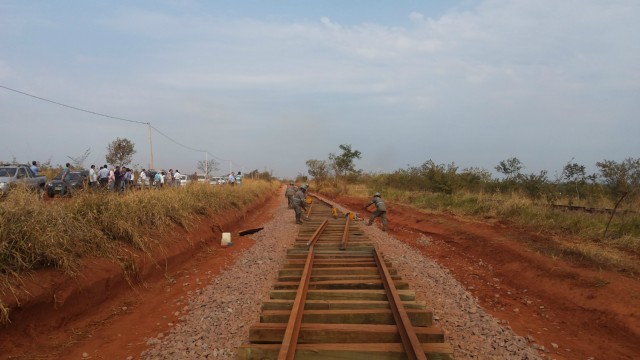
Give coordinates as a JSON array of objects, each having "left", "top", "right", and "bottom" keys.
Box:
[
  {"left": 108, "top": 167, "right": 115, "bottom": 191},
  {"left": 139, "top": 169, "right": 147, "bottom": 189},
  {"left": 89, "top": 165, "right": 98, "bottom": 191},
  {"left": 174, "top": 170, "right": 182, "bottom": 187},
  {"left": 98, "top": 165, "right": 110, "bottom": 188}
]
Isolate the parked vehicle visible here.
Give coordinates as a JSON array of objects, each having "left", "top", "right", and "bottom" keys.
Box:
[
  {"left": 179, "top": 175, "right": 189, "bottom": 186},
  {"left": 209, "top": 176, "right": 226, "bottom": 185},
  {"left": 0, "top": 164, "right": 47, "bottom": 195},
  {"left": 45, "top": 170, "right": 89, "bottom": 197}
]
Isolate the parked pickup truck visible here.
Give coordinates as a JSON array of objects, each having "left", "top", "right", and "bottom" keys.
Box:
[{"left": 0, "top": 164, "right": 47, "bottom": 195}]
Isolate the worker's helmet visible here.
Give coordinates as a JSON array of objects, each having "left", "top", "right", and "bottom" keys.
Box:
[
  {"left": 374, "top": 192, "right": 381, "bottom": 197},
  {"left": 301, "top": 184, "right": 309, "bottom": 189}
]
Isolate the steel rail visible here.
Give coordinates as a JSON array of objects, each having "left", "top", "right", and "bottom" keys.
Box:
[
  {"left": 306, "top": 219, "right": 329, "bottom": 247},
  {"left": 339, "top": 216, "right": 351, "bottom": 250},
  {"left": 374, "top": 248, "right": 428, "bottom": 360},
  {"left": 308, "top": 193, "right": 333, "bottom": 207},
  {"left": 278, "top": 220, "right": 329, "bottom": 360},
  {"left": 305, "top": 202, "right": 313, "bottom": 219}
]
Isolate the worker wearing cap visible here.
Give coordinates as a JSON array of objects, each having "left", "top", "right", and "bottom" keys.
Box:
[
  {"left": 363, "top": 192, "right": 387, "bottom": 231},
  {"left": 285, "top": 182, "right": 296, "bottom": 209},
  {"left": 292, "top": 184, "right": 308, "bottom": 224}
]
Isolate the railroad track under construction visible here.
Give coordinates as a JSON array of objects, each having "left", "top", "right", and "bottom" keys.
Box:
[{"left": 237, "top": 195, "right": 454, "bottom": 359}]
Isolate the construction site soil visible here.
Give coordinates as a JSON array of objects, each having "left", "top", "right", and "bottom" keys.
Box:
[{"left": 1, "top": 190, "right": 639, "bottom": 359}]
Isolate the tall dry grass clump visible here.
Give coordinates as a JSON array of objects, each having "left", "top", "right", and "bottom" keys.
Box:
[{"left": 0, "top": 180, "right": 277, "bottom": 323}]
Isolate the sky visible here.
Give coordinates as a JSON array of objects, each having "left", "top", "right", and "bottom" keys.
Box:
[{"left": 1, "top": 0, "right": 638, "bottom": 179}]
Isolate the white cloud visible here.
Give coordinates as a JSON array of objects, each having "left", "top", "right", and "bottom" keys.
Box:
[
  {"left": 320, "top": 16, "right": 341, "bottom": 31},
  {"left": 2, "top": 0, "right": 639, "bottom": 177},
  {"left": 409, "top": 12, "right": 425, "bottom": 22}
]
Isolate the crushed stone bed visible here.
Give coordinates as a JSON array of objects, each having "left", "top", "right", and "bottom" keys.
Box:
[{"left": 140, "top": 199, "right": 541, "bottom": 360}]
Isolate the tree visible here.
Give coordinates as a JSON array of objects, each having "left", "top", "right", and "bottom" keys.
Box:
[
  {"left": 495, "top": 157, "right": 523, "bottom": 180},
  {"left": 460, "top": 167, "right": 492, "bottom": 192},
  {"left": 517, "top": 170, "right": 549, "bottom": 200},
  {"left": 596, "top": 158, "right": 640, "bottom": 237},
  {"left": 328, "top": 144, "right": 362, "bottom": 191},
  {"left": 414, "top": 160, "right": 459, "bottom": 194},
  {"left": 247, "top": 169, "right": 274, "bottom": 181},
  {"left": 561, "top": 159, "right": 586, "bottom": 201},
  {"left": 106, "top": 138, "right": 136, "bottom": 166},
  {"left": 329, "top": 144, "right": 362, "bottom": 178},
  {"left": 306, "top": 159, "right": 330, "bottom": 182},
  {"left": 67, "top": 148, "right": 91, "bottom": 169},
  {"left": 596, "top": 158, "right": 640, "bottom": 199},
  {"left": 197, "top": 159, "right": 219, "bottom": 179}
]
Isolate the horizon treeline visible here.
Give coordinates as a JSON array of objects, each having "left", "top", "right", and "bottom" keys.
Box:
[{"left": 304, "top": 147, "right": 639, "bottom": 208}]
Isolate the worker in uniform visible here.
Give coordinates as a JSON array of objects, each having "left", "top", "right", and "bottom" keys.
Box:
[
  {"left": 285, "top": 182, "right": 296, "bottom": 209},
  {"left": 292, "top": 184, "right": 309, "bottom": 224},
  {"left": 363, "top": 192, "right": 387, "bottom": 231}
]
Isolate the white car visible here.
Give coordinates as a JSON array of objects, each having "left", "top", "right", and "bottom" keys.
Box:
[
  {"left": 179, "top": 175, "right": 189, "bottom": 186},
  {"left": 209, "top": 177, "right": 226, "bottom": 185}
]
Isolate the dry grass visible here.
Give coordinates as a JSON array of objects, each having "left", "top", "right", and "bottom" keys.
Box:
[
  {"left": 339, "top": 184, "right": 640, "bottom": 274},
  {"left": 0, "top": 180, "right": 278, "bottom": 323}
]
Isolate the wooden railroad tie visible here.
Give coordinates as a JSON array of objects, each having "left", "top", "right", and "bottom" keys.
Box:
[{"left": 237, "top": 197, "right": 453, "bottom": 359}]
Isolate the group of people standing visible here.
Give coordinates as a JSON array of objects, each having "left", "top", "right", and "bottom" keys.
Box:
[
  {"left": 90, "top": 165, "right": 137, "bottom": 192},
  {"left": 227, "top": 172, "right": 243, "bottom": 186},
  {"left": 149, "top": 168, "right": 182, "bottom": 189},
  {"left": 284, "top": 182, "right": 388, "bottom": 231},
  {"left": 87, "top": 166, "right": 183, "bottom": 192}
]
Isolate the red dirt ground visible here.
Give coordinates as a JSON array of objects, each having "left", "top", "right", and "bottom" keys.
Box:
[
  {"left": 333, "top": 195, "right": 640, "bottom": 360},
  {"left": 0, "top": 189, "right": 282, "bottom": 360},
  {"left": 2, "top": 191, "right": 639, "bottom": 359}
]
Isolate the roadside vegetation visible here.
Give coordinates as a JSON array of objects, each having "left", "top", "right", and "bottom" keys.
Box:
[
  {"left": 303, "top": 146, "right": 640, "bottom": 274},
  {"left": 0, "top": 180, "right": 277, "bottom": 323}
]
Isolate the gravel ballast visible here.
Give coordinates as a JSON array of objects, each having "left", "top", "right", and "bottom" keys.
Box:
[{"left": 140, "top": 198, "right": 541, "bottom": 360}]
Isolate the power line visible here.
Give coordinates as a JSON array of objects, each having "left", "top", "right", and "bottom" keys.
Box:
[
  {"left": 0, "top": 83, "right": 234, "bottom": 164},
  {"left": 149, "top": 124, "right": 206, "bottom": 153},
  {"left": 0, "top": 84, "right": 148, "bottom": 125}
]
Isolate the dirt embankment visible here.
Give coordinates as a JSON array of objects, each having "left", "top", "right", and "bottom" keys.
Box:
[
  {"left": 0, "top": 187, "right": 281, "bottom": 360},
  {"left": 332, "top": 195, "right": 640, "bottom": 360}
]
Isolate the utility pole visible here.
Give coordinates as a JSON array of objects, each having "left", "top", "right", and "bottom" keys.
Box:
[
  {"left": 148, "top": 123, "right": 154, "bottom": 170},
  {"left": 205, "top": 151, "right": 208, "bottom": 180}
]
